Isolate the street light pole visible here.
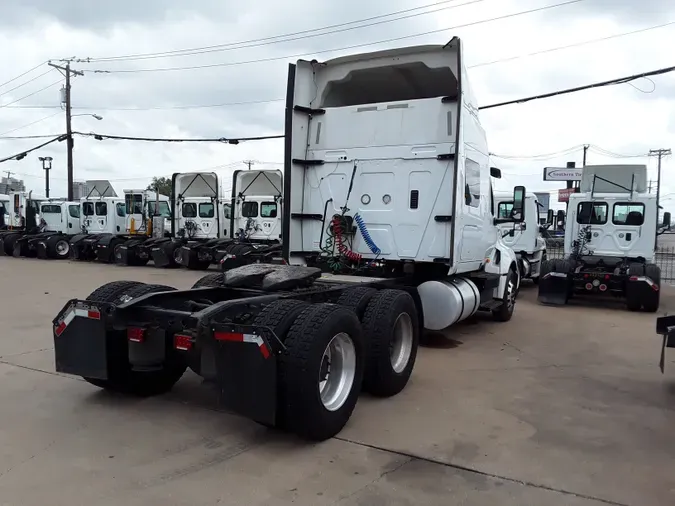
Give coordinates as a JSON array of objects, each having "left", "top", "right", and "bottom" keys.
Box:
[{"left": 39, "top": 156, "right": 53, "bottom": 198}]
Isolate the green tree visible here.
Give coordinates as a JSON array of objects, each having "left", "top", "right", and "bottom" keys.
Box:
[{"left": 147, "top": 176, "right": 172, "bottom": 196}]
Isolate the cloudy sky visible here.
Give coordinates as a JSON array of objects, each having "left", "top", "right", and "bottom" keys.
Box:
[{"left": 0, "top": 0, "right": 673, "bottom": 212}]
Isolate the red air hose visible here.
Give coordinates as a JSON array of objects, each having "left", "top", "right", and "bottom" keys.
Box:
[{"left": 332, "top": 216, "right": 362, "bottom": 262}]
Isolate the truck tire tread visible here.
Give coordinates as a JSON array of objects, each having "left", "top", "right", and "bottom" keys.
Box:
[
  {"left": 336, "top": 286, "right": 377, "bottom": 319},
  {"left": 361, "top": 289, "right": 419, "bottom": 397},
  {"left": 279, "top": 303, "right": 364, "bottom": 441},
  {"left": 192, "top": 273, "right": 225, "bottom": 288}
]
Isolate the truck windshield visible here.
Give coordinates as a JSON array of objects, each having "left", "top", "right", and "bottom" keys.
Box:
[
  {"left": 147, "top": 201, "right": 171, "bottom": 217},
  {"left": 260, "top": 202, "right": 277, "bottom": 218},
  {"left": 242, "top": 201, "right": 258, "bottom": 218}
]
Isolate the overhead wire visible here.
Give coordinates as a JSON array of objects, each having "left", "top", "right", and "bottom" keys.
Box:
[
  {"left": 0, "top": 68, "right": 55, "bottom": 99},
  {"left": 479, "top": 64, "right": 675, "bottom": 110},
  {"left": 73, "top": 131, "right": 285, "bottom": 143},
  {"left": 9, "top": 17, "right": 672, "bottom": 112},
  {"left": 0, "top": 79, "right": 63, "bottom": 109},
  {"left": 0, "top": 135, "right": 67, "bottom": 164},
  {"left": 0, "top": 61, "right": 48, "bottom": 89},
  {"left": 0, "top": 112, "right": 62, "bottom": 137},
  {"left": 81, "top": 0, "right": 486, "bottom": 63},
  {"left": 85, "top": 0, "right": 584, "bottom": 74}
]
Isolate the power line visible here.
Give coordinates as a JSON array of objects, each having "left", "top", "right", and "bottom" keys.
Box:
[
  {"left": 0, "top": 79, "right": 63, "bottom": 109},
  {"left": 469, "top": 20, "right": 675, "bottom": 69},
  {"left": 0, "top": 133, "right": 64, "bottom": 140},
  {"left": 479, "top": 63, "right": 675, "bottom": 110},
  {"left": 74, "top": 131, "right": 285, "bottom": 143},
  {"left": 0, "top": 61, "right": 48, "bottom": 89},
  {"left": 86, "top": 0, "right": 583, "bottom": 74},
  {"left": 80, "top": 0, "right": 484, "bottom": 63},
  {"left": 0, "top": 69, "right": 55, "bottom": 99},
  {"left": 0, "top": 112, "right": 61, "bottom": 137},
  {"left": 10, "top": 17, "right": 669, "bottom": 113},
  {"left": 0, "top": 135, "right": 67, "bottom": 164}
]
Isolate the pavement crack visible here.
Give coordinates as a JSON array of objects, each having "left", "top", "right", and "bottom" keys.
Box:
[
  {"left": 334, "top": 436, "right": 631, "bottom": 506},
  {"left": 330, "top": 456, "right": 413, "bottom": 505},
  {"left": 0, "top": 347, "right": 53, "bottom": 359}
]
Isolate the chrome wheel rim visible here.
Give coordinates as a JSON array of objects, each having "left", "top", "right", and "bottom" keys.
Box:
[
  {"left": 56, "top": 240, "right": 69, "bottom": 255},
  {"left": 173, "top": 248, "right": 182, "bottom": 264},
  {"left": 113, "top": 244, "right": 123, "bottom": 260},
  {"left": 390, "top": 313, "right": 413, "bottom": 373},
  {"left": 319, "top": 332, "right": 356, "bottom": 412}
]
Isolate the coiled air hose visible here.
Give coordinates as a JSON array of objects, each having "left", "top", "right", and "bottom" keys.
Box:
[{"left": 354, "top": 213, "right": 381, "bottom": 255}]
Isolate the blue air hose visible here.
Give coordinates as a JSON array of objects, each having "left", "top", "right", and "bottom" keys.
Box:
[{"left": 354, "top": 213, "right": 381, "bottom": 255}]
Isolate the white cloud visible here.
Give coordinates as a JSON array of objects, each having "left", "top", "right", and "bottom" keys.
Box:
[{"left": 0, "top": 0, "right": 673, "bottom": 212}]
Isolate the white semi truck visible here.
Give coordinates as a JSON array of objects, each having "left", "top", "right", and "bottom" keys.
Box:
[
  {"left": 538, "top": 164, "right": 667, "bottom": 311},
  {"left": 494, "top": 191, "right": 547, "bottom": 284},
  {"left": 169, "top": 170, "right": 283, "bottom": 270},
  {"left": 70, "top": 190, "right": 171, "bottom": 263},
  {"left": 52, "top": 37, "right": 526, "bottom": 441}
]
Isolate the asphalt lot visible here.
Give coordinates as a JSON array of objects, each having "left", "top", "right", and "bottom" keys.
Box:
[{"left": 0, "top": 258, "right": 674, "bottom": 505}]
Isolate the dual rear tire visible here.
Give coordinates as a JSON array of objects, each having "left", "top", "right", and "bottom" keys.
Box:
[{"left": 255, "top": 288, "right": 419, "bottom": 441}]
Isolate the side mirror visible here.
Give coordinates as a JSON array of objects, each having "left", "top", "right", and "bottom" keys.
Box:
[
  {"left": 490, "top": 167, "right": 501, "bottom": 179},
  {"left": 663, "top": 212, "right": 671, "bottom": 229},
  {"left": 511, "top": 186, "right": 525, "bottom": 222},
  {"left": 546, "top": 209, "right": 554, "bottom": 225}
]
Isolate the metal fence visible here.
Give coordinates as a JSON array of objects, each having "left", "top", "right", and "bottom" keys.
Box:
[{"left": 544, "top": 241, "right": 675, "bottom": 282}]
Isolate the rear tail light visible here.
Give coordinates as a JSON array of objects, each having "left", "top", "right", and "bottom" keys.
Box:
[
  {"left": 127, "top": 327, "right": 145, "bottom": 343},
  {"left": 599, "top": 284, "right": 607, "bottom": 292},
  {"left": 629, "top": 276, "right": 638, "bottom": 281},
  {"left": 585, "top": 283, "right": 593, "bottom": 290},
  {"left": 604, "top": 274, "right": 610, "bottom": 281},
  {"left": 174, "top": 334, "right": 193, "bottom": 351}
]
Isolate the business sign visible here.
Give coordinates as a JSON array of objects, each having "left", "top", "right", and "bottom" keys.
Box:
[
  {"left": 543, "top": 167, "right": 583, "bottom": 181},
  {"left": 534, "top": 192, "right": 550, "bottom": 214},
  {"left": 558, "top": 188, "right": 576, "bottom": 202}
]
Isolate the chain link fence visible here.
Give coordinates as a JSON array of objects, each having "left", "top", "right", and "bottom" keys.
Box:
[{"left": 544, "top": 241, "right": 675, "bottom": 282}]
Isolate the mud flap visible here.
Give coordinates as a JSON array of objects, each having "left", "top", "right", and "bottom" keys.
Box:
[
  {"left": 537, "top": 272, "right": 570, "bottom": 305},
  {"left": 212, "top": 324, "right": 279, "bottom": 426},
  {"left": 53, "top": 302, "right": 110, "bottom": 380},
  {"left": 656, "top": 315, "right": 675, "bottom": 373},
  {"left": 151, "top": 240, "right": 179, "bottom": 268}
]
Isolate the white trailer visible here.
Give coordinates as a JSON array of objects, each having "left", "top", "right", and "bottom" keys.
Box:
[{"left": 494, "top": 191, "right": 547, "bottom": 283}]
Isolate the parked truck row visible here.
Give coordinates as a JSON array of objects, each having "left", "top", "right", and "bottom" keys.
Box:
[{"left": 0, "top": 170, "right": 284, "bottom": 271}]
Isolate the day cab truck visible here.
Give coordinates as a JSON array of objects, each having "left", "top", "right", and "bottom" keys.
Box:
[
  {"left": 0, "top": 191, "right": 44, "bottom": 256},
  {"left": 52, "top": 38, "right": 527, "bottom": 441},
  {"left": 150, "top": 172, "right": 235, "bottom": 270},
  {"left": 538, "top": 164, "right": 667, "bottom": 311},
  {"left": 494, "top": 191, "right": 547, "bottom": 284},
  {"left": 172, "top": 170, "right": 284, "bottom": 271},
  {"left": 70, "top": 190, "right": 170, "bottom": 264},
  {"left": 13, "top": 199, "right": 81, "bottom": 259}
]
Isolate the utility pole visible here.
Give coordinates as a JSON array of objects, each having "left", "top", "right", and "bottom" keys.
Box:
[
  {"left": 4, "top": 170, "right": 12, "bottom": 180},
  {"left": 582, "top": 144, "right": 589, "bottom": 166},
  {"left": 649, "top": 148, "right": 671, "bottom": 248},
  {"left": 39, "top": 156, "right": 53, "bottom": 198},
  {"left": 244, "top": 160, "right": 254, "bottom": 170},
  {"left": 48, "top": 61, "right": 83, "bottom": 201}
]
